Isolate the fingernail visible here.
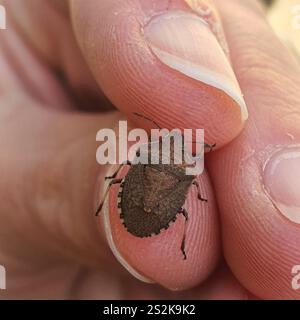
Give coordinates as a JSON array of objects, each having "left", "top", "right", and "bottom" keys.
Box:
[
  {"left": 263, "top": 147, "right": 300, "bottom": 224},
  {"left": 100, "top": 167, "right": 154, "bottom": 283},
  {"left": 144, "top": 10, "right": 248, "bottom": 121}
]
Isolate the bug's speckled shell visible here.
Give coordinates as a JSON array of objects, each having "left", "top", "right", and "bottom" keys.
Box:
[{"left": 119, "top": 163, "right": 194, "bottom": 237}]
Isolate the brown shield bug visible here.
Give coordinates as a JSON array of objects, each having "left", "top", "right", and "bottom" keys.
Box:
[{"left": 96, "top": 113, "right": 215, "bottom": 260}]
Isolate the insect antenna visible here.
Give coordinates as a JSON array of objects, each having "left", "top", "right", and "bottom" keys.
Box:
[
  {"left": 95, "top": 178, "right": 123, "bottom": 216},
  {"left": 185, "top": 141, "right": 216, "bottom": 151},
  {"left": 133, "top": 112, "right": 162, "bottom": 130},
  {"left": 133, "top": 112, "right": 216, "bottom": 156}
]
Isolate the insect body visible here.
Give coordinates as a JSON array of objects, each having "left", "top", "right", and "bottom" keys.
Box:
[
  {"left": 96, "top": 114, "right": 213, "bottom": 260},
  {"left": 120, "top": 163, "right": 195, "bottom": 237}
]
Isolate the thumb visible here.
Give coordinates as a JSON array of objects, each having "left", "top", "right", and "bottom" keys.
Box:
[{"left": 2, "top": 100, "right": 220, "bottom": 291}]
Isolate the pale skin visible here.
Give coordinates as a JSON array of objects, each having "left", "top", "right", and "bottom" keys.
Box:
[{"left": 0, "top": 0, "right": 300, "bottom": 299}]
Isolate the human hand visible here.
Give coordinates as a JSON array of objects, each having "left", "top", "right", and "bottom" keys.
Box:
[{"left": 0, "top": 0, "right": 299, "bottom": 299}]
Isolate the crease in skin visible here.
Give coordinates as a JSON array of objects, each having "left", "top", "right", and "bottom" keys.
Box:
[
  {"left": 286, "top": 132, "right": 295, "bottom": 141},
  {"left": 239, "top": 149, "right": 256, "bottom": 167},
  {"left": 101, "top": 167, "right": 154, "bottom": 284}
]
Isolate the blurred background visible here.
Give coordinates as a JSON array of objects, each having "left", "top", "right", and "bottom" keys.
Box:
[{"left": 266, "top": 0, "right": 300, "bottom": 60}]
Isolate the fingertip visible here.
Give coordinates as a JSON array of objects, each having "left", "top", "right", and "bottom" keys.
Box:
[
  {"left": 103, "top": 168, "right": 220, "bottom": 290},
  {"left": 209, "top": 143, "right": 300, "bottom": 299}
]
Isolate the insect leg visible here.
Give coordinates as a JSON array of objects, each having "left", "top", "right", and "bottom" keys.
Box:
[
  {"left": 133, "top": 112, "right": 162, "bottom": 129},
  {"left": 185, "top": 142, "right": 216, "bottom": 152},
  {"left": 95, "top": 178, "right": 123, "bottom": 216},
  {"left": 179, "top": 208, "right": 189, "bottom": 260},
  {"left": 204, "top": 143, "right": 216, "bottom": 152},
  {"left": 192, "top": 180, "right": 208, "bottom": 202},
  {"left": 105, "top": 161, "right": 131, "bottom": 180}
]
